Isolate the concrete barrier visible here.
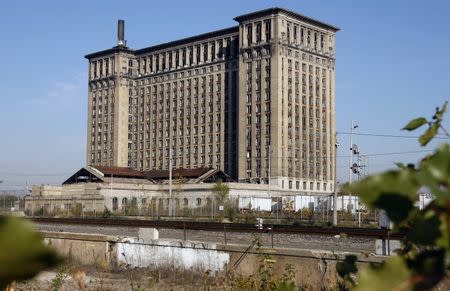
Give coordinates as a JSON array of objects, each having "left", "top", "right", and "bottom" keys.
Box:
[{"left": 40, "top": 230, "right": 386, "bottom": 288}]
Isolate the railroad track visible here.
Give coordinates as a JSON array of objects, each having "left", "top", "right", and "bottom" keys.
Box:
[{"left": 31, "top": 217, "right": 404, "bottom": 239}]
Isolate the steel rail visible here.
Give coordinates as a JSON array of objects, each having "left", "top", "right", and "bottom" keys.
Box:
[{"left": 30, "top": 217, "right": 404, "bottom": 239}]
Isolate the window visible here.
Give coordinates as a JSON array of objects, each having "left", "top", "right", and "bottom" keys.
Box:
[
  {"left": 122, "top": 198, "right": 128, "bottom": 210},
  {"left": 112, "top": 197, "right": 118, "bottom": 211},
  {"left": 265, "top": 20, "right": 271, "bottom": 41},
  {"left": 247, "top": 24, "right": 252, "bottom": 45},
  {"left": 196, "top": 198, "right": 202, "bottom": 206},
  {"left": 256, "top": 22, "right": 262, "bottom": 42}
]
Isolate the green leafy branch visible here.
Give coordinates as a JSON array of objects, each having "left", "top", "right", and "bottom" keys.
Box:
[
  {"left": 337, "top": 102, "right": 450, "bottom": 290},
  {"left": 403, "top": 101, "right": 449, "bottom": 145}
]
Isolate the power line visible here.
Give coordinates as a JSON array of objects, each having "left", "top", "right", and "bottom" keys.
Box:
[
  {"left": 238, "top": 149, "right": 432, "bottom": 159},
  {"left": 337, "top": 131, "right": 450, "bottom": 139},
  {"left": 0, "top": 149, "right": 432, "bottom": 178},
  {"left": 0, "top": 172, "right": 71, "bottom": 177},
  {"left": 361, "top": 150, "right": 431, "bottom": 157}
]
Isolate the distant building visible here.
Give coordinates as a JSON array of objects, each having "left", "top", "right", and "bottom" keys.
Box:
[
  {"left": 24, "top": 166, "right": 335, "bottom": 215},
  {"left": 85, "top": 7, "right": 339, "bottom": 195}
]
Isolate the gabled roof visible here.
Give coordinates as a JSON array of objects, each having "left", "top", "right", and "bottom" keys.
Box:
[
  {"left": 62, "top": 166, "right": 234, "bottom": 185},
  {"left": 62, "top": 167, "right": 104, "bottom": 185},
  {"left": 143, "top": 167, "right": 212, "bottom": 181},
  {"left": 93, "top": 166, "right": 145, "bottom": 179}
]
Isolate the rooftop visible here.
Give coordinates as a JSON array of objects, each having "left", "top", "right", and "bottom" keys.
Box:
[
  {"left": 234, "top": 7, "right": 340, "bottom": 31},
  {"left": 85, "top": 7, "right": 338, "bottom": 59}
]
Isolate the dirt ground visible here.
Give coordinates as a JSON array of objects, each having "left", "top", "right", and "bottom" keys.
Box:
[{"left": 15, "top": 267, "right": 238, "bottom": 291}]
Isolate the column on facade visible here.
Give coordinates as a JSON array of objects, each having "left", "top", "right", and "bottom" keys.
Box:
[
  {"left": 186, "top": 47, "right": 191, "bottom": 67},
  {"left": 205, "top": 42, "right": 210, "bottom": 63}
]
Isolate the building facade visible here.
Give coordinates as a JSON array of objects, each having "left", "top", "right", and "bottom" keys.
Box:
[{"left": 85, "top": 7, "right": 338, "bottom": 194}]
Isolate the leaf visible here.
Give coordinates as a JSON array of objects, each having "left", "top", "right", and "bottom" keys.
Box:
[
  {"left": 344, "top": 169, "right": 420, "bottom": 208},
  {"left": 372, "top": 193, "right": 414, "bottom": 224},
  {"left": 395, "top": 162, "right": 407, "bottom": 169},
  {"left": 0, "top": 216, "right": 62, "bottom": 289},
  {"left": 432, "top": 101, "right": 448, "bottom": 121},
  {"left": 408, "top": 249, "right": 445, "bottom": 290},
  {"left": 419, "top": 124, "right": 438, "bottom": 146},
  {"left": 416, "top": 144, "right": 450, "bottom": 199},
  {"left": 355, "top": 256, "right": 412, "bottom": 291},
  {"left": 402, "top": 117, "right": 427, "bottom": 131},
  {"left": 406, "top": 211, "right": 442, "bottom": 246},
  {"left": 435, "top": 214, "right": 450, "bottom": 250}
]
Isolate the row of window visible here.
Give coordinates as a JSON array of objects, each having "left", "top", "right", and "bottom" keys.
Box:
[
  {"left": 282, "top": 180, "right": 329, "bottom": 191},
  {"left": 283, "top": 20, "right": 332, "bottom": 53},
  {"left": 244, "top": 19, "right": 272, "bottom": 45},
  {"left": 111, "top": 197, "right": 204, "bottom": 211},
  {"left": 135, "top": 37, "right": 239, "bottom": 75}
]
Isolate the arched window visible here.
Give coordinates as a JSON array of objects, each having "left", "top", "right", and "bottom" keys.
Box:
[
  {"left": 112, "top": 197, "right": 118, "bottom": 211},
  {"left": 196, "top": 198, "right": 202, "bottom": 206},
  {"left": 122, "top": 197, "right": 128, "bottom": 207},
  {"left": 183, "top": 198, "right": 189, "bottom": 206},
  {"left": 142, "top": 198, "right": 147, "bottom": 205}
]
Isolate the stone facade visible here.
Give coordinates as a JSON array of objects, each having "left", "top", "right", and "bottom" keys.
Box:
[{"left": 85, "top": 7, "right": 338, "bottom": 195}]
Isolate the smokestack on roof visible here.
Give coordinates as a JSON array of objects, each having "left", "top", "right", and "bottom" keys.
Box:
[{"left": 117, "top": 20, "right": 126, "bottom": 46}]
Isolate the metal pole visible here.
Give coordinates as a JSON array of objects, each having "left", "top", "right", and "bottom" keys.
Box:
[
  {"left": 169, "top": 147, "right": 173, "bottom": 217},
  {"left": 110, "top": 174, "right": 113, "bottom": 211},
  {"left": 268, "top": 145, "right": 272, "bottom": 217},
  {"left": 224, "top": 224, "right": 227, "bottom": 245},
  {"left": 271, "top": 225, "right": 274, "bottom": 248},
  {"left": 349, "top": 120, "right": 353, "bottom": 212},
  {"left": 333, "top": 133, "right": 338, "bottom": 226}
]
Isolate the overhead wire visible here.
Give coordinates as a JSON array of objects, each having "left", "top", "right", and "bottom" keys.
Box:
[{"left": 337, "top": 131, "right": 450, "bottom": 139}]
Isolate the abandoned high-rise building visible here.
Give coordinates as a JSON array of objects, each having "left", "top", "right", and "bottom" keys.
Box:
[{"left": 85, "top": 7, "right": 338, "bottom": 194}]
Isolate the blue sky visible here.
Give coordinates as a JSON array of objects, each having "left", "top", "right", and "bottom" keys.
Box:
[{"left": 0, "top": 0, "right": 449, "bottom": 191}]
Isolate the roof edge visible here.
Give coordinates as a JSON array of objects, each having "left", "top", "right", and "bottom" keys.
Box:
[
  {"left": 234, "top": 7, "right": 339, "bottom": 32},
  {"left": 84, "top": 46, "right": 134, "bottom": 60},
  {"left": 134, "top": 26, "right": 239, "bottom": 55}
]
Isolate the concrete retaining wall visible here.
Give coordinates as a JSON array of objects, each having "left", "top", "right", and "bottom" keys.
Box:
[
  {"left": 40, "top": 231, "right": 384, "bottom": 287},
  {"left": 116, "top": 238, "right": 229, "bottom": 272}
]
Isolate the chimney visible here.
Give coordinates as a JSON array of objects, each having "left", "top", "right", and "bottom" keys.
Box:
[{"left": 117, "top": 20, "right": 126, "bottom": 46}]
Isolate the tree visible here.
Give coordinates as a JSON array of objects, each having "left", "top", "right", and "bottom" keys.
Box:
[
  {"left": 212, "top": 180, "right": 230, "bottom": 203},
  {"left": 337, "top": 102, "right": 450, "bottom": 290}
]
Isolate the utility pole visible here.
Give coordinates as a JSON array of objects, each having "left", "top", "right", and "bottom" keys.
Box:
[
  {"left": 268, "top": 145, "right": 273, "bottom": 218},
  {"left": 333, "top": 133, "right": 339, "bottom": 226},
  {"left": 348, "top": 120, "right": 358, "bottom": 211},
  {"left": 169, "top": 147, "right": 173, "bottom": 217},
  {"left": 110, "top": 174, "right": 113, "bottom": 211},
  {"left": 0, "top": 180, "right": 3, "bottom": 210}
]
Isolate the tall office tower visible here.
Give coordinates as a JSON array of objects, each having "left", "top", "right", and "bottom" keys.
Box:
[{"left": 85, "top": 8, "right": 338, "bottom": 193}]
